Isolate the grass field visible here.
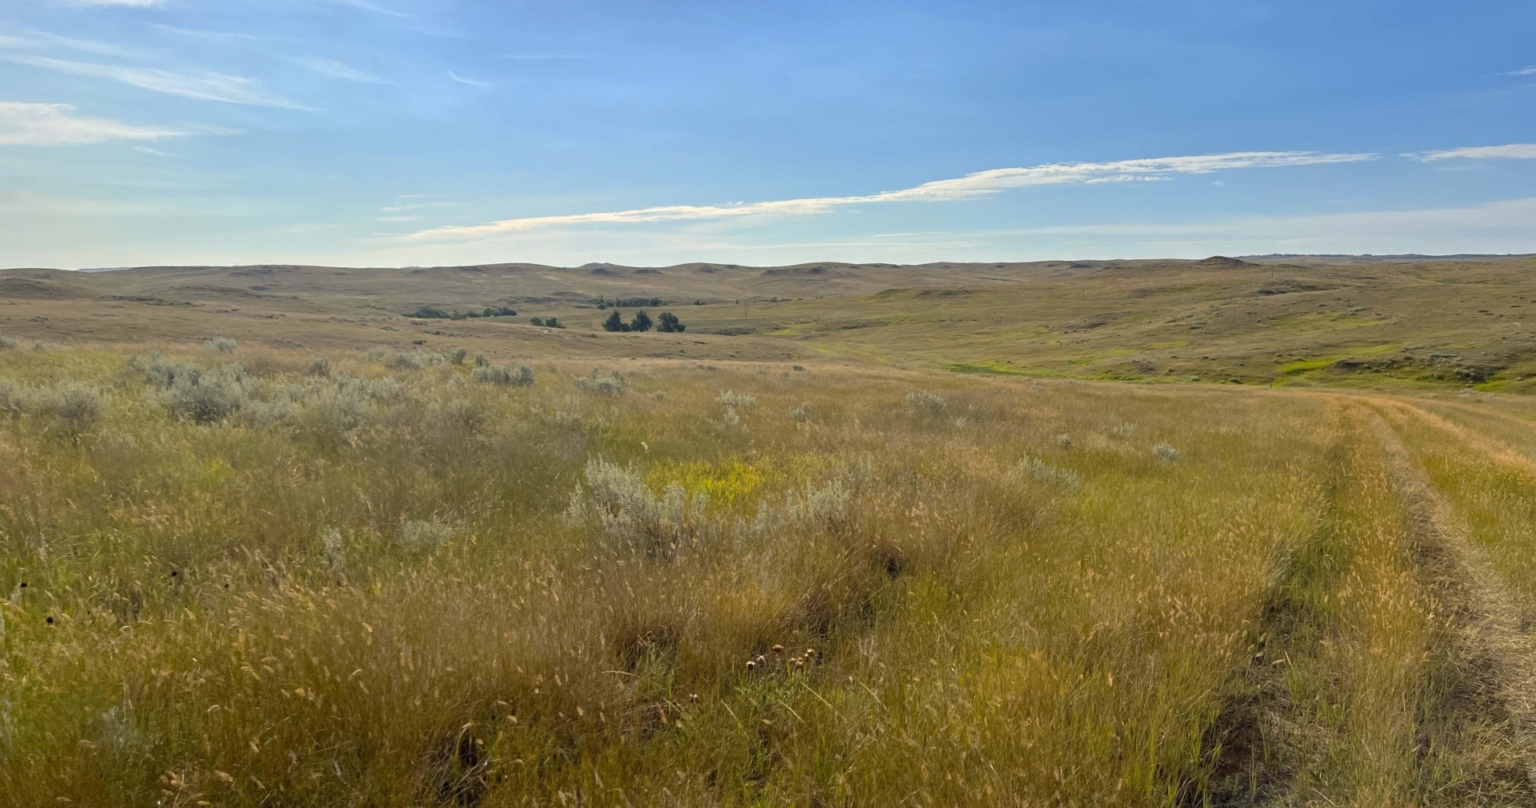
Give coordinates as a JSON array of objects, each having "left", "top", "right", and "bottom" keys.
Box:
[{"left": 6, "top": 257, "right": 1536, "bottom": 805}]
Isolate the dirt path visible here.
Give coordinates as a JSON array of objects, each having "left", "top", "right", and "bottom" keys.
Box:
[{"left": 1364, "top": 405, "right": 1536, "bottom": 791}]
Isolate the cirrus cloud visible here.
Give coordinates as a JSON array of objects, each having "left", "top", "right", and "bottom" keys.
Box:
[
  {"left": 0, "top": 101, "right": 223, "bottom": 146},
  {"left": 1413, "top": 144, "right": 1536, "bottom": 161},
  {"left": 406, "top": 150, "right": 1377, "bottom": 241}
]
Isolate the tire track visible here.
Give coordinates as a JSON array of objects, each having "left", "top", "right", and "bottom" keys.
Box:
[{"left": 1365, "top": 405, "right": 1536, "bottom": 796}]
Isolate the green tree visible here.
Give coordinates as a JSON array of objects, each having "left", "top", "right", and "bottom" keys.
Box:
[
  {"left": 629, "top": 310, "right": 653, "bottom": 332},
  {"left": 602, "top": 310, "right": 626, "bottom": 332},
  {"left": 657, "top": 312, "right": 686, "bottom": 333}
]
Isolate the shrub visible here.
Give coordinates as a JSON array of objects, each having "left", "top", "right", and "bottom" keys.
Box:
[
  {"left": 204, "top": 337, "right": 238, "bottom": 353},
  {"left": 789, "top": 404, "right": 809, "bottom": 423},
  {"left": 301, "top": 383, "right": 372, "bottom": 438},
  {"left": 0, "top": 379, "right": 29, "bottom": 416},
  {"left": 1154, "top": 443, "right": 1181, "bottom": 462},
  {"left": 717, "top": 390, "right": 757, "bottom": 409},
  {"left": 449, "top": 348, "right": 468, "bottom": 365},
  {"left": 577, "top": 369, "right": 627, "bottom": 396},
  {"left": 398, "top": 518, "right": 454, "bottom": 553},
  {"left": 565, "top": 459, "right": 708, "bottom": 559},
  {"left": 389, "top": 352, "right": 424, "bottom": 370},
  {"left": 1021, "top": 455, "right": 1081, "bottom": 491},
  {"left": 1057, "top": 434, "right": 1074, "bottom": 449},
  {"left": 474, "top": 354, "right": 490, "bottom": 368},
  {"left": 134, "top": 353, "right": 201, "bottom": 389},
  {"left": 473, "top": 363, "right": 533, "bottom": 387},
  {"left": 161, "top": 363, "right": 247, "bottom": 424},
  {"left": 36, "top": 382, "right": 104, "bottom": 433},
  {"left": 746, "top": 459, "right": 871, "bottom": 539},
  {"left": 319, "top": 528, "right": 346, "bottom": 576},
  {"left": 904, "top": 390, "right": 947, "bottom": 419},
  {"left": 0, "top": 335, "right": 16, "bottom": 350},
  {"left": 306, "top": 357, "right": 332, "bottom": 377}
]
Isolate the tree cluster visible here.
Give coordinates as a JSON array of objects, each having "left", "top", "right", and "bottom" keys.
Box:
[
  {"left": 595, "top": 296, "right": 664, "bottom": 310},
  {"left": 602, "top": 310, "right": 686, "bottom": 333},
  {"left": 409, "top": 305, "right": 518, "bottom": 320}
]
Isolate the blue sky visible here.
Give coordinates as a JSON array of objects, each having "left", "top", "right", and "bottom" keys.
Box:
[{"left": 1, "top": 0, "right": 1534, "bottom": 269}]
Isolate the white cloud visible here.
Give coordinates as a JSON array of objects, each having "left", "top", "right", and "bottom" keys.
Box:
[
  {"left": 63, "top": 0, "right": 166, "bottom": 6},
  {"left": 447, "top": 70, "right": 493, "bottom": 88},
  {"left": 1414, "top": 144, "right": 1536, "bottom": 161},
  {"left": 4, "top": 54, "right": 306, "bottom": 108},
  {"left": 333, "top": 0, "right": 414, "bottom": 18},
  {"left": 407, "top": 150, "right": 1376, "bottom": 241},
  {"left": 1504, "top": 66, "right": 1536, "bottom": 76},
  {"left": 151, "top": 24, "right": 258, "bottom": 42},
  {"left": 297, "top": 56, "right": 386, "bottom": 84},
  {"left": 381, "top": 201, "right": 457, "bottom": 212},
  {"left": 0, "top": 101, "right": 203, "bottom": 146}
]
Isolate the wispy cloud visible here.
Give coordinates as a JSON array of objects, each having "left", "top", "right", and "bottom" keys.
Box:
[
  {"left": 407, "top": 150, "right": 1377, "bottom": 241},
  {"left": 4, "top": 54, "right": 306, "bottom": 108},
  {"left": 297, "top": 56, "right": 386, "bottom": 84},
  {"left": 382, "top": 201, "right": 457, "bottom": 213},
  {"left": 1504, "top": 66, "right": 1536, "bottom": 76},
  {"left": 333, "top": 0, "right": 414, "bottom": 19},
  {"left": 0, "top": 101, "right": 215, "bottom": 146},
  {"left": 62, "top": 0, "right": 166, "bottom": 6},
  {"left": 133, "top": 145, "right": 179, "bottom": 157},
  {"left": 448, "top": 70, "right": 494, "bottom": 88},
  {"left": 1413, "top": 144, "right": 1536, "bottom": 161},
  {"left": 499, "top": 52, "right": 582, "bottom": 60},
  {"left": 0, "top": 29, "right": 149, "bottom": 59},
  {"left": 151, "top": 24, "right": 258, "bottom": 42}
]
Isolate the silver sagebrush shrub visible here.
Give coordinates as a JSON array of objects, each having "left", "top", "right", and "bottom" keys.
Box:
[{"left": 566, "top": 458, "right": 708, "bottom": 559}]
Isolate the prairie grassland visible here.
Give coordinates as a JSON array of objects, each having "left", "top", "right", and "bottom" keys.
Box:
[{"left": 0, "top": 344, "right": 1532, "bottom": 806}]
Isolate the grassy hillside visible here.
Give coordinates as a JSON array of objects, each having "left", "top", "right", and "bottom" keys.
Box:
[
  {"left": 6, "top": 255, "right": 1536, "bottom": 390},
  {"left": 7, "top": 258, "right": 1536, "bottom": 804}
]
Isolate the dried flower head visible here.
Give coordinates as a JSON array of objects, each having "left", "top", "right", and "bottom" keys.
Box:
[{"left": 771, "top": 644, "right": 784, "bottom": 654}]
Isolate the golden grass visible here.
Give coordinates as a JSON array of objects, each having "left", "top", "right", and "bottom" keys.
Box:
[{"left": 2, "top": 344, "right": 1535, "bottom": 805}]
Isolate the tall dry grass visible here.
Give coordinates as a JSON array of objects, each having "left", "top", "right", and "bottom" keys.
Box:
[{"left": 0, "top": 347, "right": 1470, "bottom": 806}]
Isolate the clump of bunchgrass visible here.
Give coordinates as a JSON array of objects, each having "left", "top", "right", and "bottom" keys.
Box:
[
  {"left": 204, "top": 337, "right": 239, "bottom": 353},
  {"left": 1154, "top": 442, "right": 1181, "bottom": 462},
  {"left": 1057, "top": 433, "right": 1074, "bottom": 449}
]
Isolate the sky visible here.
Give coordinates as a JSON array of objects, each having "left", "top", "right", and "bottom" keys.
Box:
[{"left": 1, "top": 0, "right": 1534, "bottom": 269}]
